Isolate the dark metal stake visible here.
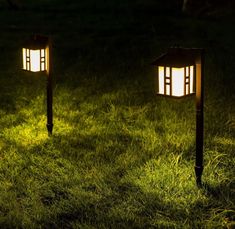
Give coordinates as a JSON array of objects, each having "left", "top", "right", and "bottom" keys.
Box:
[
  {"left": 195, "top": 49, "right": 205, "bottom": 187},
  {"left": 46, "top": 72, "right": 53, "bottom": 135},
  {"left": 46, "top": 39, "right": 53, "bottom": 135}
]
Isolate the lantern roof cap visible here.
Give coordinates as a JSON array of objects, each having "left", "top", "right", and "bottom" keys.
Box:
[
  {"left": 23, "top": 35, "right": 49, "bottom": 50},
  {"left": 152, "top": 48, "right": 196, "bottom": 67}
]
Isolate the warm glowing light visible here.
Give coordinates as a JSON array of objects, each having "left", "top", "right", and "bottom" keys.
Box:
[
  {"left": 158, "top": 66, "right": 164, "bottom": 94},
  {"left": 172, "top": 67, "right": 184, "bottom": 97},
  {"left": 157, "top": 65, "right": 194, "bottom": 97},
  {"left": 23, "top": 48, "right": 26, "bottom": 70},
  {"left": 22, "top": 48, "right": 47, "bottom": 72},
  {"left": 190, "top": 66, "right": 194, "bottom": 93}
]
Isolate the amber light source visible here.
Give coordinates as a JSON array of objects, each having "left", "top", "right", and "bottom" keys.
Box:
[
  {"left": 22, "top": 35, "right": 53, "bottom": 135},
  {"left": 152, "top": 47, "right": 205, "bottom": 187}
]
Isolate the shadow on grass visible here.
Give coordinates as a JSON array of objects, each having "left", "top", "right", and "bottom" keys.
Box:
[
  {"left": 202, "top": 181, "right": 235, "bottom": 200},
  {"left": 42, "top": 180, "right": 219, "bottom": 228}
]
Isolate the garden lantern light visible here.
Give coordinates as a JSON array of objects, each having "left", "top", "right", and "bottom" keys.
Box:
[
  {"left": 152, "top": 47, "right": 205, "bottom": 186},
  {"left": 22, "top": 35, "right": 48, "bottom": 72},
  {"left": 152, "top": 48, "right": 196, "bottom": 97},
  {"left": 22, "top": 35, "right": 53, "bottom": 135}
]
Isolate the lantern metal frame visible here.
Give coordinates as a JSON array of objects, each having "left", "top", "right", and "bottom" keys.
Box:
[
  {"left": 22, "top": 35, "right": 53, "bottom": 135},
  {"left": 152, "top": 47, "right": 205, "bottom": 187}
]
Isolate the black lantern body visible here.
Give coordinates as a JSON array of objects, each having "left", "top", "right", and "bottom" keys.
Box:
[
  {"left": 22, "top": 35, "right": 49, "bottom": 72},
  {"left": 152, "top": 48, "right": 196, "bottom": 98}
]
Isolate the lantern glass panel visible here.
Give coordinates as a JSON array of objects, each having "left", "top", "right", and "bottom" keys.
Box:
[
  {"left": 31, "top": 50, "right": 41, "bottom": 72},
  {"left": 158, "top": 66, "right": 164, "bottom": 95},
  {"left": 22, "top": 48, "right": 26, "bottom": 70},
  {"left": 186, "top": 84, "right": 189, "bottom": 94},
  {"left": 166, "top": 67, "right": 170, "bottom": 77},
  {"left": 190, "top": 66, "right": 194, "bottom": 93},
  {"left": 172, "top": 67, "right": 184, "bottom": 97},
  {"left": 186, "top": 67, "right": 189, "bottom": 76},
  {"left": 166, "top": 84, "right": 170, "bottom": 95}
]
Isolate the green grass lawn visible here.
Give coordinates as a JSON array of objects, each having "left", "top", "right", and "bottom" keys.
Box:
[{"left": 0, "top": 0, "right": 234, "bottom": 228}]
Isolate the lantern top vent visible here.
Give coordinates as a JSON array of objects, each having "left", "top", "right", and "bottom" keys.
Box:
[
  {"left": 23, "top": 35, "right": 49, "bottom": 50},
  {"left": 152, "top": 48, "right": 196, "bottom": 67}
]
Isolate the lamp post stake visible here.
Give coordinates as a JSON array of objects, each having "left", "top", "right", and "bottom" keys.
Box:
[
  {"left": 195, "top": 49, "right": 205, "bottom": 187},
  {"left": 46, "top": 39, "right": 53, "bottom": 135},
  {"left": 152, "top": 48, "right": 205, "bottom": 186}
]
